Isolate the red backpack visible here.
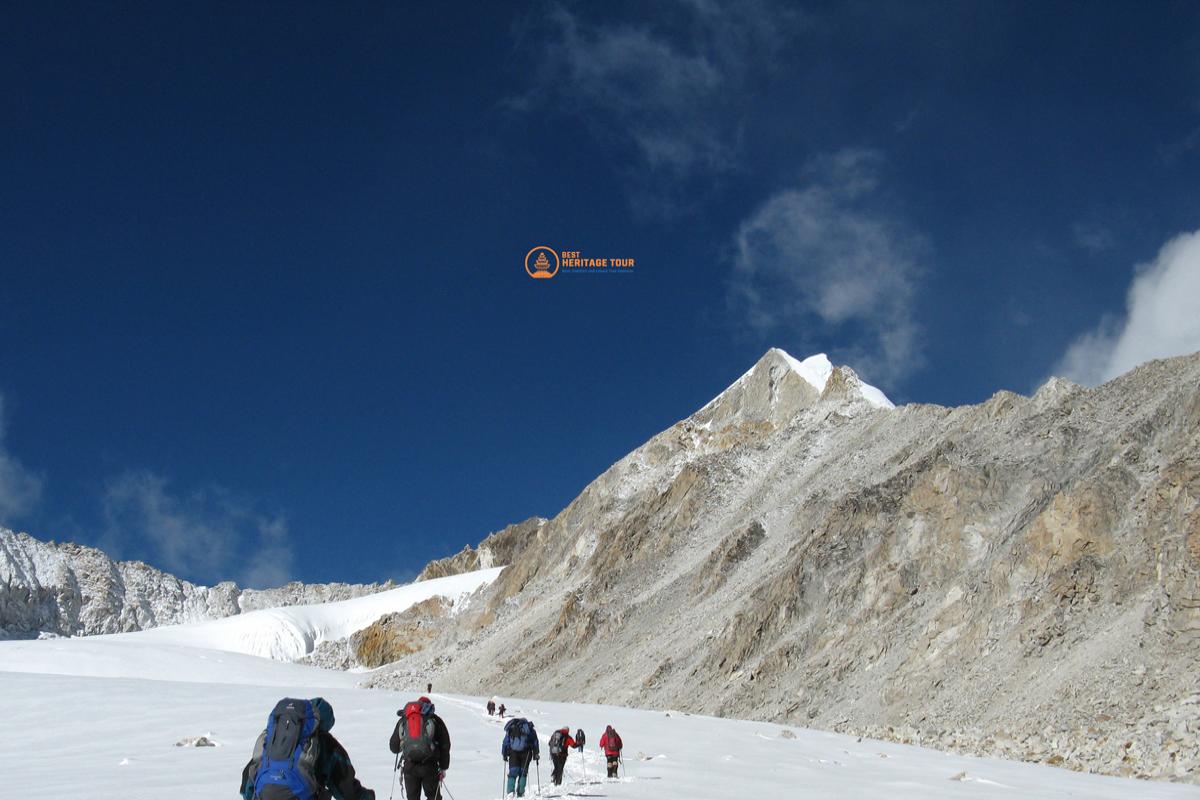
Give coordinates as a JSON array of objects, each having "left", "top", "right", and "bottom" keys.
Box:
[{"left": 398, "top": 701, "right": 438, "bottom": 764}]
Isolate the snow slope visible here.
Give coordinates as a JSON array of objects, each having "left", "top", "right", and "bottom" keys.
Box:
[
  {"left": 103, "top": 566, "right": 504, "bottom": 661},
  {"left": 1, "top": 631, "right": 1196, "bottom": 799},
  {"left": 0, "top": 637, "right": 360, "bottom": 686}
]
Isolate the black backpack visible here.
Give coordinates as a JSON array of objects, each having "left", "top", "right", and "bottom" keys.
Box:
[
  {"left": 575, "top": 729, "right": 586, "bottom": 749},
  {"left": 548, "top": 730, "right": 566, "bottom": 755}
]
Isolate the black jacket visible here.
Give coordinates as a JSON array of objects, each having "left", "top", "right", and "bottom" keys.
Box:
[{"left": 390, "top": 712, "right": 451, "bottom": 774}]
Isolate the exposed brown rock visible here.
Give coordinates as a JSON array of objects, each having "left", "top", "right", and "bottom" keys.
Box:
[{"left": 351, "top": 596, "right": 451, "bottom": 668}]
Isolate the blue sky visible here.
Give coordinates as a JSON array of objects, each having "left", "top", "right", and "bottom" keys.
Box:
[{"left": 2, "top": 1, "right": 1198, "bottom": 586}]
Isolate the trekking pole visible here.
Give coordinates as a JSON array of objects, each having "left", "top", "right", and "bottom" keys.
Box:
[
  {"left": 439, "top": 777, "right": 456, "bottom": 800},
  {"left": 501, "top": 760, "right": 506, "bottom": 799},
  {"left": 536, "top": 757, "right": 541, "bottom": 795},
  {"left": 388, "top": 752, "right": 399, "bottom": 800}
]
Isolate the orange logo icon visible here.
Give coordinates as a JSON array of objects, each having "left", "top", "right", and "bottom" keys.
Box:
[{"left": 525, "top": 246, "right": 559, "bottom": 279}]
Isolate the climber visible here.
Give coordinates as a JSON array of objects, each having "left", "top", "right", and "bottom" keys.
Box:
[
  {"left": 599, "top": 725, "right": 623, "bottom": 778},
  {"left": 548, "top": 726, "right": 580, "bottom": 785},
  {"left": 240, "top": 697, "right": 375, "bottom": 800},
  {"left": 501, "top": 717, "right": 539, "bottom": 797},
  {"left": 390, "top": 695, "right": 451, "bottom": 800}
]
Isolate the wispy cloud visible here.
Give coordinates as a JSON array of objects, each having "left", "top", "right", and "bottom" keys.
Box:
[
  {"left": 0, "top": 393, "right": 43, "bottom": 524},
  {"left": 511, "top": 1, "right": 802, "bottom": 213},
  {"left": 1070, "top": 221, "right": 1116, "bottom": 253},
  {"left": 728, "top": 149, "right": 925, "bottom": 385},
  {"left": 1160, "top": 122, "right": 1200, "bottom": 164},
  {"left": 102, "top": 471, "right": 293, "bottom": 588},
  {"left": 241, "top": 515, "right": 295, "bottom": 590},
  {"left": 894, "top": 105, "right": 922, "bottom": 135},
  {"left": 1055, "top": 229, "right": 1200, "bottom": 385}
]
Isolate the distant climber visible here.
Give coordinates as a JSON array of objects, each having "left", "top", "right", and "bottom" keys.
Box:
[
  {"left": 390, "top": 696, "right": 451, "bottom": 800},
  {"left": 501, "top": 717, "right": 539, "bottom": 797},
  {"left": 599, "top": 725, "right": 623, "bottom": 778},
  {"left": 487, "top": 698, "right": 496, "bottom": 716},
  {"left": 498, "top": 703, "right": 506, "bottom": 718},
  {"left": 548, "top": 726, "right": 580, "bottom": 785},
  {"left": 240, "top": 696, "right": 375, "bottom": 800}
]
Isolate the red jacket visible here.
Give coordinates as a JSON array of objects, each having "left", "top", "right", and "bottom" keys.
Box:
[
  {"left": 551, "top": 728, "right": 577, "bottom": 751},
  {"left": 599, "top": 730, "right": 622, "bottom": 756}
]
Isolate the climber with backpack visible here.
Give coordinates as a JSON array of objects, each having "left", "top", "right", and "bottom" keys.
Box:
[
  {"left": 389, "top": 696, "right": 451, "bottom": 800},
  {"left": 599, "top": 725, "right": 623, "bottom": 778},
  {"left": 240, "top": 697, "right": 375, "bottom": 800},
  {"left": 501, "top": 717, "right": 540, "bottom": 797},
  {"left": 547, "top": 726, "right": 581, "bottom": 785}
]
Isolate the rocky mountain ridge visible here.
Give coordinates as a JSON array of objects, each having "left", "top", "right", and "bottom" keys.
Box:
[
  {"left": 363, "top": 348, "right": 1199, "bottom": 783},
  {"left": 416, "top": 517, "right": 547, "bottom": 582},
  {"left": 0, "top": 528, "right": 392, "bottom": 637}
]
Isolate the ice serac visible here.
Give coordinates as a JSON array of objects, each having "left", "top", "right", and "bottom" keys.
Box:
[
  {"left": 118, "top": 566, "right": 503, "bottom": 662},
  {"left": 372, "top": 350, "right": 1200, "bottom": 784}
]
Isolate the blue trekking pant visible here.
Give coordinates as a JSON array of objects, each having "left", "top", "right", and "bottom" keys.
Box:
[{"left": 506, "top": 753, "right": 533, "bottom": 796}]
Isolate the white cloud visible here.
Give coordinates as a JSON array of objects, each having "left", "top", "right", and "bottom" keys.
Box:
[
  {"left": 103, "top": 471, "right": 293, "bottom": 587},
  {"left": 512, "top": 1, "right": 801, "bottom": 212},
  {"left": 548, "top": 17, "right": 726, "bottom": 175},
  {"left": 0, "top": 394, "right": 43, "bottom": 524},
  {"left": 240, "top": 516, "right": 296, "bottom": 590},
  {"left": 1055, "top": 229, "right": 1200, "bottom": 385},
  {"left": 729, "top": 149, "right": 925, "bottom": 384}
]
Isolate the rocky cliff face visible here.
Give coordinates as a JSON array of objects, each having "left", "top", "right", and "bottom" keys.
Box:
[
  {"left": 0, "top": 528, "right": 391, "bottom": 637},
  {"left": 366, "top": 348, "right": 1200, "bottom": 783},
  {"left": 415, "top": 517, "right": 547, "bottom": 582}
]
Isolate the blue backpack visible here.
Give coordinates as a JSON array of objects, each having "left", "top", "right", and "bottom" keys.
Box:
[
  {"left": 252, "top": 698, "right": 320, "bottom": 800},
  {"left": 505, "top": 718, "right": 535, "bottom": 753}
]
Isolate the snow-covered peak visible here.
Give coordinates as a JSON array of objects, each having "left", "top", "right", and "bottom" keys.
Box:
[
  {"left": 686, "top": 348, "right": 885, "bottom": 433},
  {"left": 689, "top": 348, "right": 892, "bottom": 432},
  {"left": 771, "top": 348, "right": 894, "bottom": 409},
  {"left": 771, "top": 349, "right": 833, "bottom": 394}
]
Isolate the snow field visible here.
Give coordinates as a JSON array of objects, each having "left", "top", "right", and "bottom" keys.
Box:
[
  {"left": 2, "top": 637, "right": 1197, "bottom": 799},
  {"left": 0, "top": 564, "right": 1194, "bottom": 799}
]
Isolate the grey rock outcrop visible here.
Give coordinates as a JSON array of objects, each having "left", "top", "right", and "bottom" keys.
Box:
[
  {"left": 367, "top": 348, "right": 1200, "bottom": 783},
  {"left": 416, "top": 517, "right": 547, "bottom": 582},
  {"left": 0, "top": 528, "right": 390, "bottom": 637}
]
